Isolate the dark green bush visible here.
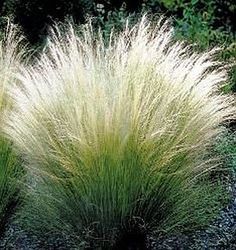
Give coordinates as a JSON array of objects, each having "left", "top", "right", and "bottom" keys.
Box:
[
  {"left": 169, "top": 1, "right": 236, "bottom": 92},
  {"left": 0, "top": 138, "right": 22, "bottom": 234}
]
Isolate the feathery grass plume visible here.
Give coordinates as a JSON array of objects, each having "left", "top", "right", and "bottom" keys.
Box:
[
  {"left": 0, "top": 21, "right": 25, "bottom": 113},
  {"left": 0, "top": 21, "right": 25, "bottom": 234},
  {"left": 5, "top": 16, "right": 235, "bottom": 247}
]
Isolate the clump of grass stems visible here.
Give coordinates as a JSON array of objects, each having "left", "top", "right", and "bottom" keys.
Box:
[
  {"left": 0, "top": 22, "right": 24, "bottom": 234},
  {"left": 4, "top": 16, "right": 235, "bottom": 248}
]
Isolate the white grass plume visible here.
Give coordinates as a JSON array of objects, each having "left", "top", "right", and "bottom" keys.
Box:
[
  {"left": 4, "top": 16, "right": 236, "bottom": 244},
  {"left": 0, "top": 21, "right": 25, "bottom": 116},
  {"left": 6, "top": 17, "right": 235, "bottom": 170}
]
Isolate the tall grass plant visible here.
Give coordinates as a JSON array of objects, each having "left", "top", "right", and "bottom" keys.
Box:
[
  {"left": 5, "top": 16, "right": 235, "bottom": 247},
  {"left": 0, "top": 22, "right": 24, "bottom": 234}
]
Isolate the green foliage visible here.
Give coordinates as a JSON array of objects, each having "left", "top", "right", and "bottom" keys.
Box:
[
  {"left": 94, "top": 5, "right": 137, "bottom": 44},
  {"left": 0, "top": 138, "right": 22, "bottom": 234},
  {"left": 164, "top": 1, "right": 235, "bottom": 93},
  {"left": 214, "top": 130, "right": 236, "bottom": 170}
]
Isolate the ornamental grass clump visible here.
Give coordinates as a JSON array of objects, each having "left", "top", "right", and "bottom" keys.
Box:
[
  {"left": 0, "top": 23, "right": 24, "bottom": 234},
  {"left": 5, "top": 16, "right": 235, "bottom": 247}
]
